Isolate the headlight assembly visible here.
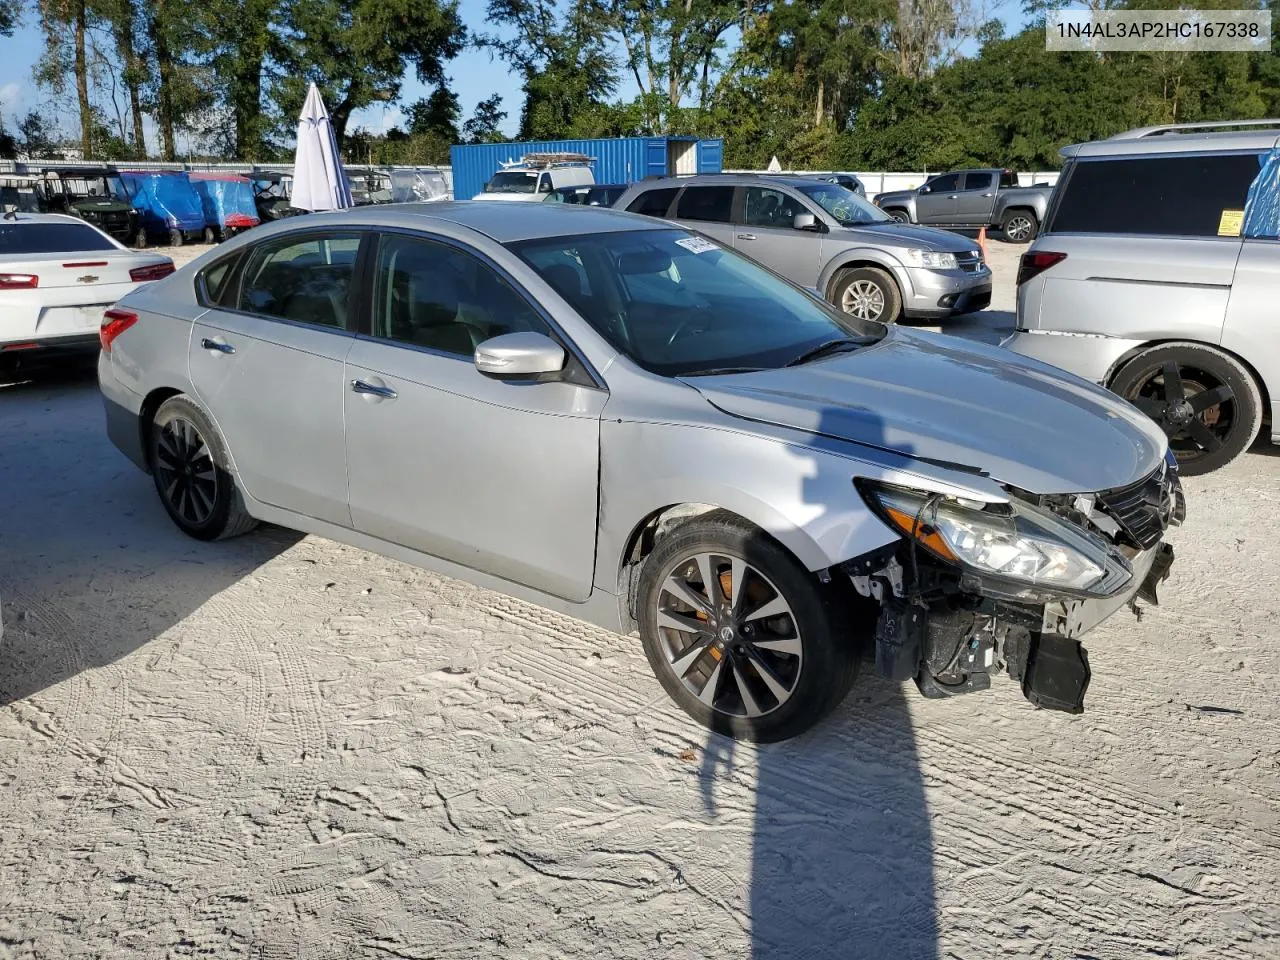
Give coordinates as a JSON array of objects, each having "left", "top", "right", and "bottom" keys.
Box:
[
  {"left": 859, "top": 482, "right": 1129, "bottom": 596},
  {"left": 902, "top": 248, "right": 958, "bottom": 270}
]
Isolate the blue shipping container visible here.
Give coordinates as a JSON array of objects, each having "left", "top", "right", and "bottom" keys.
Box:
[{"left": 449, "top": 136, "right": 724, "bottom": 201}]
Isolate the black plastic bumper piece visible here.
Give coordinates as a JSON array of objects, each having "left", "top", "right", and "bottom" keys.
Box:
[{"left": 1022, "top": 632, "right": 1091, "bottom": 714}]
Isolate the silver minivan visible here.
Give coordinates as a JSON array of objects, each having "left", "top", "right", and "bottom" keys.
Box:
[{"left": 1005, "top": 119, "right": 1280, "bottom": 475}]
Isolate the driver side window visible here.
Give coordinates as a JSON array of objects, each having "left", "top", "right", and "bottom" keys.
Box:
[
  {"left": 741, "top": 187, "right": 803, "bottom": 228},
  {"left": 371, "top": 235, "right": 550, "bottom": 358}
]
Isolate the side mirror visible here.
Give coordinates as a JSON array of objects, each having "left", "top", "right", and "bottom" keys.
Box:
[
  {"left": 474, "top": 332, "right": 566, "bottom": 379},
  {"left": 919, "top": 185, "right": 931, "bottom": 194},
  {"left": 793, "top": 212, "right": 820, "bottom": 232}
]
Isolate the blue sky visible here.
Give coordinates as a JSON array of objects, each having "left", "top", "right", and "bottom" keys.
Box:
[{"left": 1, "top": 0, "right": 1028, "bottom": 150}]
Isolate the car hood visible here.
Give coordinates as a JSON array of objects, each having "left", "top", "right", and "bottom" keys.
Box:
[
  {"left": 835, "top": 221, "right": 977, "bottom": 253},
  {"left": 685, "top": 328, "right": 1167, "bottom": 495},
  {"left": 873, "top": 190, "right": 915, "bottom": 205}
]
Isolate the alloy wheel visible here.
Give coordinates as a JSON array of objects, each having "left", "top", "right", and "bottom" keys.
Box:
[
  {"left": 841, "top": 279, "right": 886, "bottom": 321},
  {"left": 154, "top": 417, "right": 218, "bottom": 526},
  {"left": 655, "top": 552, "right": 803, "bottom": 719},
  {"left": 1004, "top": 215, "right": 1034, "bottom": 242},
  {"left": 1126, "top": 361, "right": 1234, "bottom": 462}
]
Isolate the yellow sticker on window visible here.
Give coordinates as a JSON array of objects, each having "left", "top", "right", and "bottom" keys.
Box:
[{"left": 1219, "top": 209, "right": 1244, "bottom": 237}]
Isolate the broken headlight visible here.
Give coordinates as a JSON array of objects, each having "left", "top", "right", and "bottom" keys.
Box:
[{"left": 859, "top": 482, "right": 1128, "bottom": 596}]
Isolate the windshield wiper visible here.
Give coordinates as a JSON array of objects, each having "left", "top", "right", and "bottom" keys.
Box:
[
  {"left": 680, "top": 366, "right": 766, "bottom": 377},
  {"left": 785, "top": 339, "right": 863, "bottom": 367}
]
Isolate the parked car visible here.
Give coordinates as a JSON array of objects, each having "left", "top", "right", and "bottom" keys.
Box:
[
  {"left": 542, "top": 183, "right": 629, "bottom": 207},
  {"left": 188, "top": 172, "right": 261, "bottom": 242},
  {"left": 1, "top": 212, "right": 173, "bottom": 372},
  {"left": 120, "top": 171, "right": 207, "bottom": 246},
  {"left": 1005, "top": 119, "right": 1280, "bottom": 476},
  {"left": 475, "top": 153, "right": 595, "bottom": 202},
  {"left": 35, "top": 167, "right": 139, "bottom": 246},
  {"left": 99, "top": 202, "right": 1182, "bottom": 741},
  {"left": 798, "top": 172, "right": 866, "bottom": 196},
  {"left": 613, "top": 174, "right": 991, "bottom": 323},
  {"left": 873, "top": 169, "right": 1053, "bottom": 243}
]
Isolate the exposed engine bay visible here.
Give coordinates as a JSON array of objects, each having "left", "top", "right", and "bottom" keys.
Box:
[{"left": 845, "top": 459, "right": 1185, "bottom": 714}]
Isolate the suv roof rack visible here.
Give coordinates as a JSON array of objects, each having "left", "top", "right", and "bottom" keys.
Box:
[
  {"left": 1110, "top": 119, "right": 1280, "bottom": 140},
  {"left": 501, "top": 152, "right": 596, "bottom": 170}
]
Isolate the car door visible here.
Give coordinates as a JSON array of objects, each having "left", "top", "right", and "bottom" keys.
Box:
[
  {"left": 189, "top": 230, "right": 363, "bottom": 527},
  {"left": 914, "top": 172, "right": 961, "bottom": 223},
  {"left": 735, "top": 185, "right": 825, "bottom": 287},
  {"left": 954, "top": 171, "right": 997, "bottom": 225},
  {"left": 669, "top": 185, "right": 737, "bottom": 246},
  {"left": 343, "top": 231, "right": 607, "bottom": 602}
]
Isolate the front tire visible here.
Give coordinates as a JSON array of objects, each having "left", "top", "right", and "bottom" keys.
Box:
[
  {"left": 636, "top": 511, "right": 864, "bottom": 742},
  {"left": 202, "top": 226, "right": 217, "bottom": 244},
  {"left": 884, "top": 208, "right": 910, "bottom": 224},
  {"left": 830, "top": 266, "right": 902, "bottom": 324},
  {"left": 133, "top": 230, "right": 148, "bottom": 249},
  {"left": 1001, "top": 209, "right": 1039, "bottom": 243},
  {"left": 1110, "top": 343, "right": 1262, "bottom": 476},
  {"left": 149, "top": 395, "right": 258, "bottom": 540}
]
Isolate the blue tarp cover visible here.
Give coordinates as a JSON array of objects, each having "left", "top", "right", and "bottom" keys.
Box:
[
  {"left": 190, "top": 177, "right": 260, "bottom": 229},
  {"left": 1243, "top": 146, "right": 1280, "bottom": 240},
  {"left": 121, "top": 172, "right": 206, "bottom": 233}
]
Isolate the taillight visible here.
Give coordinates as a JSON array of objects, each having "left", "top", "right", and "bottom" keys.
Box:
[
  {"left": 100, "top": 308, "right": 139, "bottom": 352},
  {"left": 130, "top": 260, "right": 175, "bottom": 282},
  {"left": 1016, "top": 251, "right": 1067, "bottom": 286},
  {"left": 0, "top": 273, "right": 39, "bottom": 290}
]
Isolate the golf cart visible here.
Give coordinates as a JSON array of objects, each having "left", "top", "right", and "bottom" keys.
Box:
[
  {"left": 389, "top": 168, "right": 449, "bottom": 203},
  {"left": 0, "top": 174, "right": 42, "bottom": 214},
  {"left": 250, "top": 170, "right": 303, "bottom": 222},
  {"left": 35, "top": 165, "right": 139, "bottom": 245},
  {"left": 347, "top": 167, "right": 394, "bottom": 206}
]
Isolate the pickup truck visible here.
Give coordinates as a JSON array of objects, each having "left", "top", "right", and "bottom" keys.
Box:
[{"left": 872, "top": 168, "right": 1054, "bottom": 243}]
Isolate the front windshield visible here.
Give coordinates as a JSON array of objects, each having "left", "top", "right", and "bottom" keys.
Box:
[
  {"left": 488, "top": 171, "right": 538, "bottom": 194},
  {"left": 511, "top": 228, "right": 883, "bottom": 377},
  {"left": 795, "top": 183, "right": 890, "bottom": 226},
  {"left": 104, "top": 176, "right": 129, "bottom": 200}
]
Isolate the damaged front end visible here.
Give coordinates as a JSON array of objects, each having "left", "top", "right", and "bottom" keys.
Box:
[{"left": 845, "top": 454, "right": 1185, "bottom": 714}]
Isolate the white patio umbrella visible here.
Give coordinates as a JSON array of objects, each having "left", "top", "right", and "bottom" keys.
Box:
[{"left": 291, "top": 82, "right": 352, "bottom": 212}]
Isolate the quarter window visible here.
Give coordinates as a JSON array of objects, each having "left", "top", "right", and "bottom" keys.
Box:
[
  {"left": 1050, "top": 153, "right": 1266, "bottom": 238},
  {"left": 742, "top": 187, "right": 804, "bottom": 228},
  {"left": 237, "top": 233, "right": 362, "bottom": 330},
  {"left": 371, "top": 234, "right": 550, "bottom": 358},
  {"left": 199, "top": 254, "right": 240, "bottom": 306},
  {"left": 675, "top": 186, "right": 734, "bottom": 223},
  {"left": 626, "top": 187, "right": 678, "bottom": 217}
]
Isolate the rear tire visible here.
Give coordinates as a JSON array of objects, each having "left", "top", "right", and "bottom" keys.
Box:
[
  {"left": 636, "top": 511, "right": 865, "bottom": 742},
  {"left": 1110, "top": 343, "right": 1262, "bottom": 476},
  {"left": 133, "top": 230, "right": 148, "bottom": 249},
  {"left": 149, "top": 395, "right": 258, "bottom": 540},
  {"left": 202, "top": 226, "right": 217, "bottom": 244},
  {"left": 169, "top": 228, "right": 184, "bottom": 247},
  {"left": 1001, "top": 209, "right": 1039, "bottom": 243},
  {"left": 830, "top": 266, "right": 902, "bottom": 324}
]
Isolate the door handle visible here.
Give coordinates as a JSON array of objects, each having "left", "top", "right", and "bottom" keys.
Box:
[
  {"left": 947, "top": 194, "right": 958, "bottom": 199},
  {"left": 351, "top": 379, "right": 397, "bottom": 400},
  {"left": 200, "top": 337, "right": 235, "bottom": 354},
  {"left": 736, "top": 233, "right": 757, "bottom": 240},
  {"left": 982, "top": 192, "right": 994, "bottom": 197}
]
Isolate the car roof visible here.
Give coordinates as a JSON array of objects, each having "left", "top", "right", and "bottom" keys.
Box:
[
  {"left": 630, "top": 174, "right": 819, "bottom": 189},
  {"left": 305, "top": 201, "right": 670, "bottom": 243},
  {"left": 0, "top": 212, "right": 93, "bottom": 226},
  {"left": 1064, "top": 123, "right": 1280, "bottom": 159}
]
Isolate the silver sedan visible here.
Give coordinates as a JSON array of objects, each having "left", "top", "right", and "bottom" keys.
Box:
[{"left": 100, "top": 202, "right": 1183, "bottom": 741}]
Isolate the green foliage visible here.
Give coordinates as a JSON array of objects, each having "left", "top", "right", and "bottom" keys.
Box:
[{"left": 463, "top": 93, "right": 508, "bottom": 143}]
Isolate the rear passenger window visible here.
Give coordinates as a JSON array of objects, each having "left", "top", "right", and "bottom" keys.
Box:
[
  {"left": 675, "top": 186, "right": 734, "bottom": 222},
  {"left": 963, "top": 172, "right": 993, "bottom": 191},
  {"left": 1050, "top": 153, "right": 1265, "bottom": 238},
  {"left": 237, "top": 234, "right": 362, "bottom": 329},
  {"left": 627, "top": 188, "right": 679, "bottom": 217}
]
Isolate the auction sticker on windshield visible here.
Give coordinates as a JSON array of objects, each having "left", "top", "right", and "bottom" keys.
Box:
[{"left": 675, "top": 236, "right": 718, "bottom": 255}]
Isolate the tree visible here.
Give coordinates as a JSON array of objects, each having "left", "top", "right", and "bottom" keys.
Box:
[
  {"left": 407, "top": 83, "right": 461, "bottom": 141},
  {"left": 99, "top": 0, "right": 147, "bottom": 156},
  {"left": 197, "top": 0, "right": 280, "bottom": 160},
  {"left": 38, "top": 0, "right": 95, "bottom": 157},
  {"left": 463, "top": 93, "right": 507, "bottom": 143},
  {"left": 272, "top": 0, "right": 466, "bottom": 149},
  {"left": 884, "top": 0, "right": 986, "bottom": 80},
  {"left": 0, "top": 118, "right": 15, "bottom": 159},
  {"left": 1, "top": 0, "right": 21, "bottom": 36},
  {"left": 16, "top": 113, "right": 57, "bottom": 157},
  {"left": 483, "top": 0, "right": 617, "bottom": 139}
]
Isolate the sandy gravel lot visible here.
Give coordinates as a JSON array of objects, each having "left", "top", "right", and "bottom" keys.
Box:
[{"left": 2, "top": 238, "right": 1277, "bottom": 959}]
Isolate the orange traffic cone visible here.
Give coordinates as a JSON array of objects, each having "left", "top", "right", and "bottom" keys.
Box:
[{"left": 977, "top": 225, "right": 989, "bottom": 260}]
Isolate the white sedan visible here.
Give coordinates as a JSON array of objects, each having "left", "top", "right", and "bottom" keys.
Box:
[{"left": 1, "top": 212, "right": 175, "bottom": 371}]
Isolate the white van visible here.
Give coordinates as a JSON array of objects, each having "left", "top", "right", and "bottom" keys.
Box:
[{"left": 475, "top": 154, "right": 596, "bottom": 202}]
